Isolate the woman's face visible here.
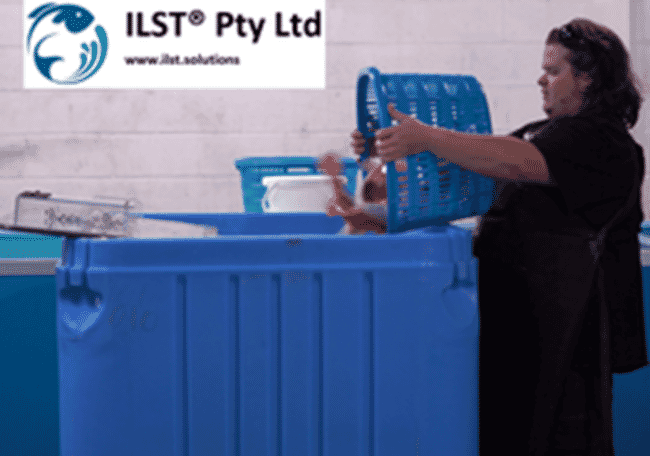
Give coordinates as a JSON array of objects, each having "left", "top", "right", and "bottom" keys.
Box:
[{"left": 537, "top": 44, "right": 592, "bottom": 119}]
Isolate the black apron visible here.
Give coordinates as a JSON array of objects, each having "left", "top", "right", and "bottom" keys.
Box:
[
  {"left": 477, "top": 145, "right": 646, "bottom": 455},
  {"left": 520, "top": 231, "right": 613, "bottom": 456}
]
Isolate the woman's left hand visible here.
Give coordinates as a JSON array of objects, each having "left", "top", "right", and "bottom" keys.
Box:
[{"left": 374, "top": 103, "right": 439, "bottom": 162}]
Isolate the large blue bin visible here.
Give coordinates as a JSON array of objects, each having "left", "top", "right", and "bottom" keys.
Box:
[
  {"left": 0, "top": 231, "right": 63, "bottom": 456},
  {"left": 56, "top": 213, "right": 478, "bottom": 456}
]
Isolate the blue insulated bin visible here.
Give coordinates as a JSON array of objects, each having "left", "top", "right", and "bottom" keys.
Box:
[
  {"left": 56, "top": 213, "right": 478, "bottom": 456},
  {"left": 0, "top": 231, "right": 63, "bottom": 456}
]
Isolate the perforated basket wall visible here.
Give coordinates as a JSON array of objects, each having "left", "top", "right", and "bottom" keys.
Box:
[{"left": 356, "top": 67, "right": 495, "bottom": 232}]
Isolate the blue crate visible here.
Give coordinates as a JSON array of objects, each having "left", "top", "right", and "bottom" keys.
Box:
[
  {"left": 356, "top": 67, "right": 495, "bottom": 232},
  {"left": 234, "top": 156, "right": 360, "bottom": 213},
  {"left": 56, "top": 213, "right": 478, "bottom": 456}
]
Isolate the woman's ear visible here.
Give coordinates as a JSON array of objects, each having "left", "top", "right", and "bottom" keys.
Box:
[{"left": 577, "top": 70, "right": 593, "bottom": 94}]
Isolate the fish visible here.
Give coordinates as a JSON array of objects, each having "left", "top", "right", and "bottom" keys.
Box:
[{"left": 27, "top": 3, "right": 95, "bottom": 50}]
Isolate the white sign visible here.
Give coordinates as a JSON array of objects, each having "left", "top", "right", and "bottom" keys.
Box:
[{"left": 23, "top": 0, "right": 326, "bottom": 89}]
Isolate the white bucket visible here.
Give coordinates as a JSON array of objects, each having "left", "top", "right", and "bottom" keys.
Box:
[{"left": 261, "top": 175, "right": 347, "bottom": 213}]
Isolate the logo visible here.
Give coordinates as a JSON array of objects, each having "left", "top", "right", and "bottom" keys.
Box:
[{"left": 26, "top": 2, "right": 108, "bottom": 85}]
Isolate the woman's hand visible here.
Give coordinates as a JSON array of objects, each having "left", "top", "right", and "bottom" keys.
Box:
[
  {"left": 351, "top": 129, "right": 377, "bottom": 160},
  {"left": 374, "top": 103, "right": 439, "bottom": 162}
]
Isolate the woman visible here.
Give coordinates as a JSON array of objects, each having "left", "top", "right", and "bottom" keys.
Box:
[{"left": 344, "top": 18, "right": 649, "bottom": 456}]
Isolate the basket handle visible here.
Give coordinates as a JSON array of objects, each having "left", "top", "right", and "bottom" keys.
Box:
[{"left": 356, "top": 67, "right": 390, "bottom": 161}]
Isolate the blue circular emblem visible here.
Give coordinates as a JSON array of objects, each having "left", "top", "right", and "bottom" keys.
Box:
[{"left": 26, "top": 2, "right": 108, "bottom": 85}]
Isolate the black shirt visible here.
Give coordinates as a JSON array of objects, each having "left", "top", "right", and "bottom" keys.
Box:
[
  {"left": 473, "top": 109, "right": 649, "bottom": 374},
  {"left": 473, "top": 111, "right": 645, "bottom": 262}
]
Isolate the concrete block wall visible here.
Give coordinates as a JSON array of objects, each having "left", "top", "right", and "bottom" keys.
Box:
[{"left": 0, "top": 0, "right": 640, "bottom": 216}]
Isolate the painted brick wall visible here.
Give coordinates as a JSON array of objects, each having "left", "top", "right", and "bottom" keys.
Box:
[{"left": 0, "top": 0, "right": 636, "bottom": 216}]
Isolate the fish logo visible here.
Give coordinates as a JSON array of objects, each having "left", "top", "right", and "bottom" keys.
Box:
[{"left": 26, "top": 3, "right": 108, "bottom": 84}]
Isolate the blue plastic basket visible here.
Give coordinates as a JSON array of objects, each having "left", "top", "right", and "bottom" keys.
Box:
[
  {"left": 356, "top": 67, "right": 495, "bottom": 232},
  {"left": 234, "top": 157, "right": 359, "bottom": 213}
]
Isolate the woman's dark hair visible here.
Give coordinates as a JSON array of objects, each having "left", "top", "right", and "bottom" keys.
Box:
[{"left": 546, "top": 18, "right": 644, "bottom": 129}]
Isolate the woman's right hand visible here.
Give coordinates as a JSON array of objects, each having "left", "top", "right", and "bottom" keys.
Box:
[{"left": 351, "top": 129, "right": 376, "bottom": 160}]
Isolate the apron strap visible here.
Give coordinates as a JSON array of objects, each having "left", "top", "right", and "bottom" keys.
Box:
[{"left": 590, "top": 141, "right": 641, "bottom": 263}]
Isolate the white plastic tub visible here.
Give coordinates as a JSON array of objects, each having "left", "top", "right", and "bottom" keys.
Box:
[{"left": 261, "top": 175, "right": 347, "bottom": 213}]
